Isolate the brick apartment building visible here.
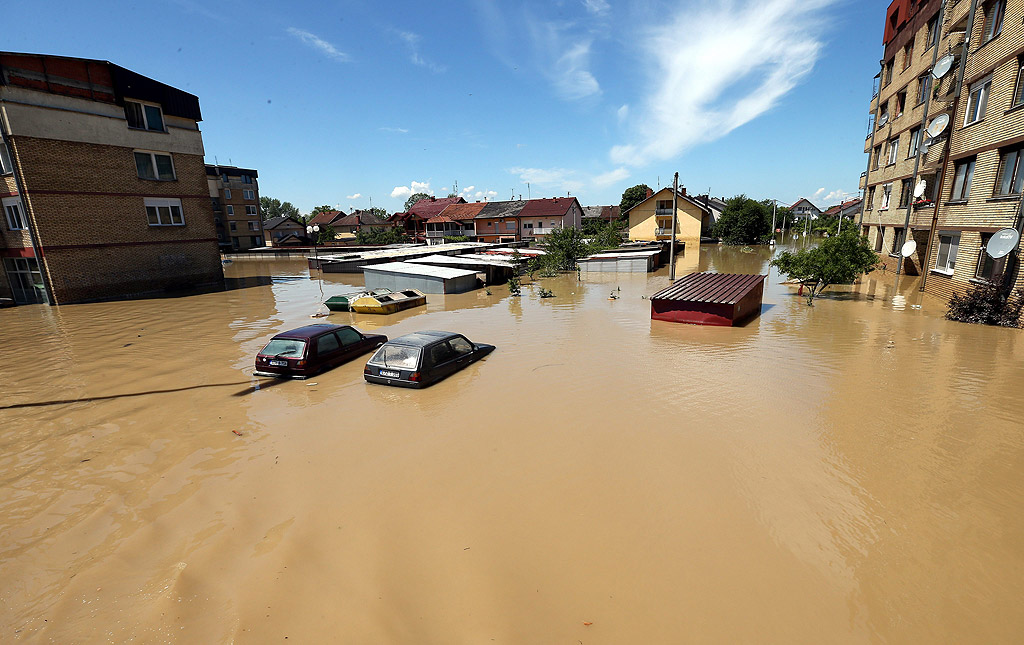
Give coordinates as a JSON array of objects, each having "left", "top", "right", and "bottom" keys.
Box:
[
  {"left": 0, "top": 52, "right": 223, "bottom": 305},
  {"left": 206, "top": 164, "right": 262, "bottom": 251},
  {"left": 860, "top": 0, "right": 1024, "bottom": 301}
]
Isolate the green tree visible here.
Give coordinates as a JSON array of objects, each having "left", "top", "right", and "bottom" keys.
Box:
[
  {"left": 541, "top": 226, "right": 590, "bottom": 271},
  {"left": 619, "top": 184, "right": 651, "bottom": 216},
  {"left": 310, "top": 205, "right": 334, "bottom": 218},
  {"left": 711, "top": 195, "right": 774, "bottom": 245},
  {"left": 586, "top": 220, "right": 625, "bottom": 252},
  {"left": 770, "top": 230, "right": 879, "bottom": 305},
  {"left": 404, "top": 193, "right": 430, "bottom": 212},
  {"left": 314, "top": 223, "right": 336, "bottom": 245},
  {"left": 367, "top": 207, "right": 389, "bottom": 220},
  {"left": 946, "top": 281, "right": 1024, "bottom": 327},
  {"left": 259, "top": 196, "right": 300, "bottom": 221},
  {"left": 355, "top": 226, "right": 409, "bottom": 245}
]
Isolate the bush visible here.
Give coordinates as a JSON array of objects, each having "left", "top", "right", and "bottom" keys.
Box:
[
  {"left": 444, "top": 235, "right": 469, "bottom": 243},
  {"left": 771, "top": 230, "right": 879, "bottom": 305},
  {"left": 946, "top": 281, "right": 1024, "bottom": 327},
  {"left": 541, "top": 227, "right": 589, "bottom": 271},
  {"left": 356, "top": 227, "right": 409, "bottom": 245}
]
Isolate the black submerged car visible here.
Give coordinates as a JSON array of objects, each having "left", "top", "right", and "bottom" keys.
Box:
[
  {"left": 363, "top": 330, "right": 495, "bottom": 388},
  {"left": 255, "top": 324, "right": 388, "bottom": 378}
]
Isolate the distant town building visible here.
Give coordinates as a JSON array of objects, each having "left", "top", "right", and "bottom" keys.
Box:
[
  {"left": 625, "top": 186, "right": 710, "bottom": 248},
  {"left": 823, "top": 198, "right": 863, "bottom": 220},
  {"left": 0, "top": 52, "right": 223, "bottom": 306},
  {"left": 263, "top": 215, "right": 308, "bottom": 247},
  {"left": 428, "top": 202, "right": 485, "bottom": 244},
  {"left": 307, "top": 209, "right": 347, "bottom": 228},
  {"left": 789, "top": 198, "right": 823, "bottom": 221},
  {"left": 393, "top": 196, "right": 466, "bottom": 242},
  {"left": 206, "top": 164, "right": 262, "bottom": 251},
  {"left": 582, "top": 205, "right": 621, "bottom": 224}
]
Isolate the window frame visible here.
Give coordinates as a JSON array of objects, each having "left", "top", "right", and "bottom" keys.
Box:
[
  {"left": 144, "top": 197, "right": 185, "bottom": 227},
  {"left": 3, "top": 196, "right": 27, "bottom": 230},
  {"left": 917, "top": 74, "right": 931, "bottom": 105},
  {"left": 867, "top": 186, "right": 876, "bottom": 210},
  {"left": 124, "top": 99, "right": 166, "bottom": 132},
  {"left": 134, "top": 150, "right": 176, "bottom": 181},
  {"left": 951, "top": 157, "right": 976, "bottom": 200},
  {"left": 226, "top": 205, "right": 234, "bottom": 216},
  {"left": 996, "top": 144, "right": 1024, "bottom": 196},
  {"left": 224, "top": 189, "right": 231, "bottom": 199},
  {"left": 926, "top": 17, "right": 939, "bottom": 50},
  {"left": 982, "top": 0, "right": 1006, "bottom": 42},
  {"left": 246, "top": 205, "right": 257, "bottom": 216},
  {"left": 908, "top": 127, "right": 922, "bottom": 158},
  {"left": 247, "top": 220, "right": 259, "bottom": 231},
  {"left": 887, "top": 139, "right": 899, "bottom": 165},
  {"left": 1012, "top": 57, "right": 1024, "bottom": 108},
  {"left": 964, "top": 75, "right": 992, "bottom": 126},
  {"left": 934, "top": 233, "right": 960, "bottom": 274},
  {"left": 243, "top": 189, "right": 255, "bottom": 200},
  {"left": 891, "top": 227, "right": 905, "bottom": 255},
  {"left": 0, "top": 140, "right": 13, "bottom": 174},
  {"left": 899, "top": 180, "right": 912, "bottom": 208},
  {"left": 975, "top": 233, "right": 1008, "bottom": 281},
  {"left": 894, "top": 89, "right": 907, "bottom": 119},
  {"left": 881, "top": 183, "right": 892, "bottom": 209}
]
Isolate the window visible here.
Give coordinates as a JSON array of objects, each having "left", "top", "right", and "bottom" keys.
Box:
[
  {"left": 317, "top": 333, "right": 340, "bottom": 356},
  {"left": 996, "top": 145, "right": 1024, "bottom": 195},
  {"left": 226, "top": 205, "right": 234, "bottom": 216},
  {"left": 926, "top": 17, "right": 938, "bottom": 49},
  {"left": 903, "top": 42, "right": 913, "bottom": 70},
  {"left": 887, "top": 139, "right": 899, "bottom": 165},
  {"left": 3, "top": 257, "right": 45, "bottom": 304},
  {"left": 1013, "top": 58, "right": 1024, "bottom": 107},
  {"left": 951, "top": 157, "right": 976, "bottom": 200},
  {"left": 964, "top": 76, "right": 991, "bottom": 125},
  {"left": 246, "top": 205, "right": 257, "bottom": 216},
  {"left": 0, "top": 140, "right": 12, "bottom": 174},
  {"left": 881, "top": 183, "right": 892, "bottom": 209},
  {"left": 919, "top": 173, "right": 938, "bottom": 202},
  {"left": 241, "top": 175, "right": 253, "bottom": 184},
  {"left": 144, "top": 197, "right": 184, "bottom": 226},
  {"left": 934, "top": 233, "right": 960, "bottom": 273},
  {"left": 892, "top": 228, "right": 905, "bottom": 254},
  {"left": 909, "top": 127, "right": 922, "bottom": 157},
  {"left": 983, "top": 0, "right": 1005, "bottom": 41},
  {"left": 899, "top": 179, "right": 912, "bottom": 207},
  {"left": 656, "top": 199, "right": 672, "bottom": 210},
  {"left": 337, "top": 327, "right": 363, "bottom": 346},
  {"left": 134, "top": 151, "right": 175, "bottom": 180},
  {"left": 875, "top": 226, "right": 886, "bottom": 252},
  {"left": 867, "top": 186, "right": 876, "bottom": 209},
  {"left": 3, "top": 196, "right": 26, "bottom": 230},
  {"left": 450, "top": 336, "right": 474, "bottom": 356},
  {"left": 369, "top": 344, "right": 420, "bottom": 369},
  {"left": 124, "top": 100, "right": 165, "bottom": 132},
  {"left": 883, "top": 59, "right": 894, "bottom": 86},
  {"left": 917, "top": 74, "right": 931, "bottom": 104},
  {"left": 429, "top": 342, "right": 456, "bottom": 366},
  {"left": 976, "top": 233, "right": 1007, "bottom": 281},
  {"left": 243, "top": 189, "right": 255, "bottom": 200},
  {"left": 248, "top": 221, "right": 258, "bottom": 231},
  {"left": 506, "top": 221, "right": 515, "bottom": 230},
  {"left": 229, "top": 221, "right": 237, "bottom": 231},
  {"left": 224, "top": 189, "right": 231, "bottom": 199},
  {"left": 874, "top": 145, "right": 883, "bottom": 169},
  {"left": 894, "top": 90, "right": 907, "bottom": 118}
]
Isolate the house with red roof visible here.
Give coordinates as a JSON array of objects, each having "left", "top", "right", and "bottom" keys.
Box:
[
  {"left": 307, "top": 210, "right": 348, "bottom": 228},
  {"left": 429, "top": 202, "right": 486, "bottom": 244},
  {"left": 392, "top": 196, "right": 465, "bottom": 242},
  {"left": 789, "top": 198, "right": 822, "bottom": 221},
  {"left": 822, "top": 199, "right": 862, "bottom": 220},
  {"left": 518, "top": 197, "right": 583, "bottom": 241}
]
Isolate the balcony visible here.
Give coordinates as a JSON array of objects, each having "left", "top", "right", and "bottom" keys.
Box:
[
  {"left": 426, "top": 228, "right": 468, "bottom": 238},
  {"left": 655, "top": 208, "right": 673, "bottom": 215},
  {"left": 656, "top": 227, "right": 676, "bottom": 236},
  {"left": 531, "top": 227, "right": 558, "bottom": 234}
]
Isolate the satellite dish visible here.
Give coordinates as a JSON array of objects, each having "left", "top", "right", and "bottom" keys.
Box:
[
  {"left": 986, "top": 228, "right": 1021, "bottom": 259},
  {"left": 932, "top": 54, "right": 955, "bottom": 79},
  {"left": 914, "top": 179, "right": 927, "bottom": 198},
  {"left": 927, "top": 113, "right": 950, "bottom": 138},
  {"left": 901, "top": 239, "right": 917, "bottom": 257},
  {"left": 878, "top": 113, "right": 890, "bottom": 127}
]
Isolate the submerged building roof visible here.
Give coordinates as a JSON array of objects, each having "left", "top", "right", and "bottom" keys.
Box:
[{"left": 650, "top": 273, "right": 767, "bottom": 304}]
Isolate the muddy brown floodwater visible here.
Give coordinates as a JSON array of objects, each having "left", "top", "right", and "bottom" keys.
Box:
[{"left": 2, "top": 243, "right": 1024, "bottom": 643}]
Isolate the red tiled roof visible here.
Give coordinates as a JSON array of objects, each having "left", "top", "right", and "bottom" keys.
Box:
[
  {"left": 519, "top": 197, "right": 579, "bottom": 218},
  {"left": 308, "top": 210, "right": 345, "bottom": 226},
  {"left": 408, "top": 196, "right": 465, "bottom": 218},
  {"left": 425, "top": 214, "right": 458, "bottom": 224},
  {"left": 438, "top": 202, "right": 486, "bottom": 220}
]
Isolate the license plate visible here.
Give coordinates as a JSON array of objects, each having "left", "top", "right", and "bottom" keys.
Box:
[
  {"left": 269, "top": 360, "right": 288, "bottom": 367},
  {"left": 379, "top": 369, "right": 400, "bottom": 378}
]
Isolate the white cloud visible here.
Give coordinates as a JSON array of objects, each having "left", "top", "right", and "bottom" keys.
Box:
[
  {"left": 582, "top": 0, "right": 610, "bottom": 15},
  {"left": 379, "top": 126, "right": 409, "bottom": 134},
  {"left": 286, "top": 27, "right": 350, "bottom": 62},
  {"left": 593, "top": 167, "right": 631, "bottom": 188},
  {"left": 346, "top": 193, "right": 361, "bottom": 199},
  {"left": 396, "top": 30, "right": 447, "bottom": 73},
  {"left": 509, "top": 167, "right": 585, "bottom": 194},
  {"left": 525, "top": 16, "right": 601, "bottom": 101},
  {"left": 611, "top": 0, "right": 833, "bottom": 166},
  {"left": 617, "top": 104, "right": 629, "bottom": 123},
  {"left": 553, "top": 40, "right": 600, "bottom": 99},
  {"left": 814, "top": 188, "right": 855, "bottom": 203},
  {"left": 461, "top": 185, "right": 476, "bottom": 194},
  {"left": 391, "top": 181, "right": 434, "bottom": 200}
]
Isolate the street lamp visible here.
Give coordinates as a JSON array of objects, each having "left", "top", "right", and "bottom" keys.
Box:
[{"left": 306, "top": 224, "right": 328, "bottom": 317}]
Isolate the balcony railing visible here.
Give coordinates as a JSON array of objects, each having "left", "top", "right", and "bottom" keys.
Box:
[
  {"left": 531, "top": 227, "right": 558, "bottom": 234},
  {"left": 426, "top": 228, "right": 468, "bottom": 237},
  {"left": 656, "top": 228, "right": 675, "bottom": 236},
  {"left": 655, "top": 208, "right": 673, "bottom": 215}
]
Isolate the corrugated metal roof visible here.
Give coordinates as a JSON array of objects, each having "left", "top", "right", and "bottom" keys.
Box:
[
  {"left": 408, "top": 254, "right": 515, "bottom": 268},
  {"left": 650, "top": 273, "right": 766, "bottom": 304},
  {"left": 361, "top": 262, "right": 479, "bottom": 279},
  {"left": 439, "top": 202, "right": 487, "bottom": 220}
]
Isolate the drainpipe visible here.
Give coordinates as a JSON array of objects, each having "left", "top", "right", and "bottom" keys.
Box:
[
  {"left": 860, "top": 62, "right": 885, "bottom": 228},
  {"left": 898, "top": 0, "right": 947, "bottom": 276},
  {"left": 0, "top": 99, "right": 53, "bottom": 305},
  {"left": 921, "top": 0, "right": 979, "bottom": 291},
  {"left": 670, "top": 173, "right": 678, "bottom": 280}
]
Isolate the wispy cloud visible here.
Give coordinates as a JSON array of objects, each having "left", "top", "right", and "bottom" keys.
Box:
[
  {"left": 593, "top": 167, "right": 631, "bottom": 188},
  {"left": 582, "top": 0, "right": 610, "bottom": 15},
  {"left": 524, "top": 14, "right": 601, "bottom": 100},
  {"left": 813, "top": 188, "right": 855, "bottom": 203},
  {"left": 611, "top": 0, "right": 833, "bottom": 166},
  {"left": 379, "top": 126, "right": 409, "bottom": 134},
  {"left": 346, "top": 193, "right": 362, "bottom": 200},
  {"left": 286, "top": 27, "right": 350, "bottom": 63},
  {"left": 396, "top": 30, "right": 447, "bottom": 73},
  {"left": 391, "top": 181, "right": 433, "bottom": 200},
  {"left": 510, "top": 167, "right": 585, "bottom": 194}
]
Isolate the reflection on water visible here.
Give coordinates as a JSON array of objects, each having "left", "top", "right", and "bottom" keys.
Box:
[{"left": 2, "top": 243, "right": 1023, "bottom": 642}]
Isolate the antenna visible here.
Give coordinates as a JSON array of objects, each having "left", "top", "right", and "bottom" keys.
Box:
[{"left": 527, "top": 182, "right": 531, "bottom": 199}]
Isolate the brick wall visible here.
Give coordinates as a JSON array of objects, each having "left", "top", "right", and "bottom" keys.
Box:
[{"left": 10, "top": 135, "right": 223, "bottom": 304}]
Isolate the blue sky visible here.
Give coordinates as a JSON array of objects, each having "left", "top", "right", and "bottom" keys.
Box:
[{"left": 12, "top": 0, "right": 888, "bottom": 214}]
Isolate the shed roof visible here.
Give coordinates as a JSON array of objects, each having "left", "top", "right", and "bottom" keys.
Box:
[
  {"left": 361, "top": 261, "right": 479, "bottom": 279},
  {"left": 308, "top": 210, "right": 345, "bottom": 226},
  {"left": 650, "top": 273, "right": 766, "bottom": 304},
  {"left": 408, "top": 254, "right": 515, "bottom": 268},
  {"left": 409, "top": 196, "right": 465, "bottom": 218}
]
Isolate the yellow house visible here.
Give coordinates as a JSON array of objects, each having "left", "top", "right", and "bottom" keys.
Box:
[{"left": 626, "top": 187, "right": 709, "bottom": 248}]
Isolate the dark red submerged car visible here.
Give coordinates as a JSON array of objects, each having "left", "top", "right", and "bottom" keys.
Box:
[{"left": 255, "top": 324, "right": 387, "bottom": 379}]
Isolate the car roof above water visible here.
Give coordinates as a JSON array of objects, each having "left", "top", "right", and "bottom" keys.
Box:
[
  {"left": 386, "top": 330, "right": 461, "bottom": 348},
  {"left": 273, "top": 324, "right": 349, "bottom": 340}
]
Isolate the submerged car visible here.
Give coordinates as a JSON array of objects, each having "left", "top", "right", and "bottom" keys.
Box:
[
  {"left": 255, "top": 324, "right": 387, "bottom": 378},
  {"left": 363, "top": 330, "right": 495, "bottom": 388}
]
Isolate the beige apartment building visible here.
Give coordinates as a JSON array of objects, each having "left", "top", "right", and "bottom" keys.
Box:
[
  {"left": 0, "top": 52, "right": 223, "bottom": 305},
  {"left": 861, "top": 0, "right": 1024, "bottom": 302},
  {"left": 206, "top": 164, "right": 262, "bottom": 251}
]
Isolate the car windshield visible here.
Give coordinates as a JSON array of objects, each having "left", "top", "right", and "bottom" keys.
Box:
[
  {"left": 260, "top": 339, "right": 306, "bottom": 357},
  {"left": 369, "top": 344, "right": 421, "bottom": 369}
]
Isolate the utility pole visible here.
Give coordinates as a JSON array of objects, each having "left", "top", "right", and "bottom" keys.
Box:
[
  {"left": 670, "top": 172, "right": 679, "bottom": 281},
  {"left": 770, "top": 199, "right": 777, "bottom": 245}
]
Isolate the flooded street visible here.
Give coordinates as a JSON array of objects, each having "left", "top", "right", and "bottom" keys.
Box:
[{"left": 2, "top": 243, "right": 1024, "bottom": 643}]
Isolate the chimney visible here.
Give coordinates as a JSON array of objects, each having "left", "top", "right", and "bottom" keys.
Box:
[
  {"left": 430, "top": 196, "right": 436, "bottom": 201},
  {"left": 645, "top": 187, "right": 653, "bottom": 199},
  {"left": 680, "top": 187, "right": 687, "bottom": 196}
]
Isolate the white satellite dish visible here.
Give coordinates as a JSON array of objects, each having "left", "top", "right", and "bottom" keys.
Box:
[
  {"left": 927, "top": 113, "right": 950, "bottom": 138},
  {"left": 901, "top": 239, "right": 917, "bottom": 257},
  {"left": 932, "top": 54, "right": 955, "bottom": 80},
  {"left": 986, "top": 228, "right": 1021, "bottom": 259},
  {"left": 914, "top": 179, "right": 927, "bottom": 198}
]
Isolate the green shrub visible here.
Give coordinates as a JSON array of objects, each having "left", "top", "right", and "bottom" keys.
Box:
[{"left": 946, "top": 281, "right": 1024, "bottom": 327}]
